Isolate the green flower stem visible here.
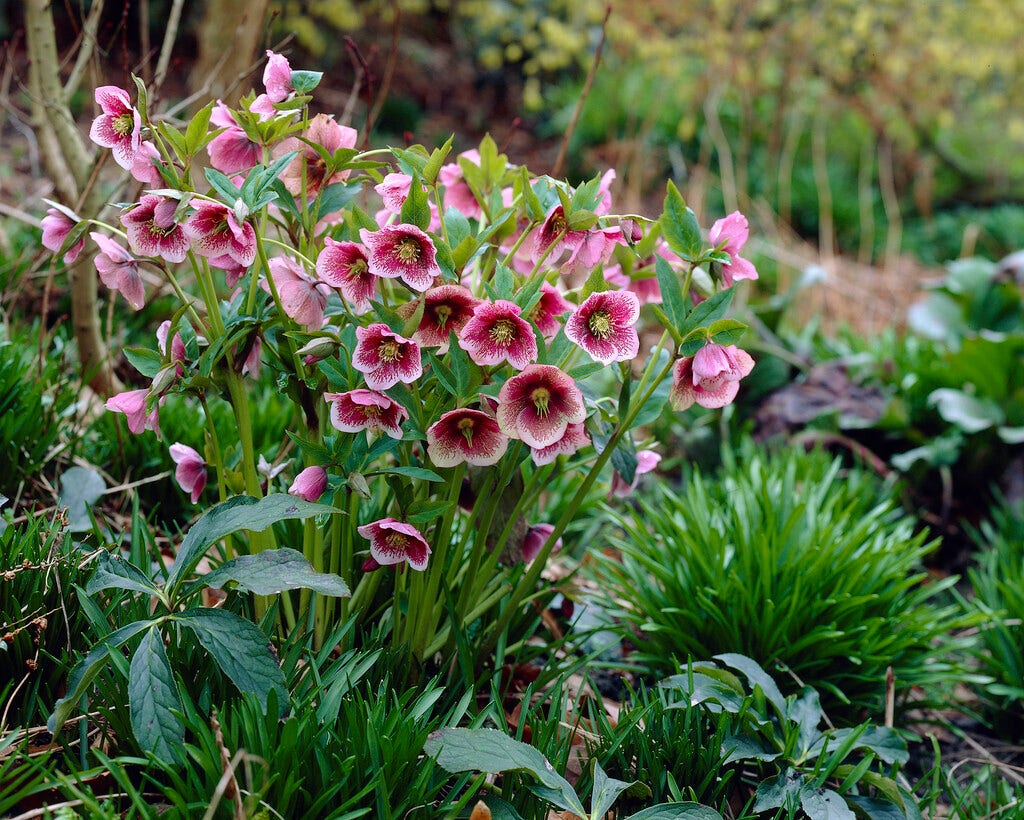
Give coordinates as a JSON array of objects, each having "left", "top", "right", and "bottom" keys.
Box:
[
  {"left": 299, "top": 516, "right": 318, "bottom": 619},
  {"left": 199, "top": 395, "right": 228, "bottom": 503},
  {"left": 253, "top": 231, "right": 304, "bottom": 376},
  {"left": 486, "top": 353, "right": 677, "bottom": 653},
  {"left": 409, "top": 461, "right": 466, "bottom": 660}
]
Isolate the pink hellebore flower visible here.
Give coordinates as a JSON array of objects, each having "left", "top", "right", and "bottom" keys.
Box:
[
  {"left": 316, "top": 238, "right": 377, "bottom": 312},
  {"left": 565, "top": 290, "right": 640, "bottom": 365},
  {"left": 609, "top": 449, "right": 662, "bottom": 498},
  {"left": 121, "top": 195, "right": 189, "bottom": 263},
  {"left": 529, "top": 205, "right": 585, "bottom": 266},
  {"left": 41, "top": 209, "right": 84, "bottom": 264},
  {"left": 263, "top": 50, "right": 293, "bottom": 103},
  {"left": 184, "top": 201, "right": 256, "bottom": 268},
  {"left": 562, "top": 226, "right": 624, "bottom": 278},
  {"left": 91, "top": 232, "right": 145, "bottom": 310},
  {"left": 496, "top": 364, "right": 586, "bottom": 449},
  {"left": 207, "top": 102, "right": 262, "bottom": 174},
  {"left": 438, "top": 149, "right": 483, "bottom": 220},
  {"left": 594, "top": 169, "right": 616, "bottom": 217},
  {"left": 277, "top": 114, "right": 358, "bottom": 197},
  {"left": 427, "top": 408, "right": 509, "bottom": 468},
  {"left": 156, "top": 320, "right": 187, "bottom": 370},
  {"left": 357, "top": 518, "right": 431, "bottom": 571},
  {"left": 709, "top": 211, "right": 758, "bottom": 287},
  {"left": 262, "top": 257, "right": 330, "bottom": 328},
  {"left": 406, "top": 285, "right": 480, "bottom": 350},
  {"left": 325, "top": 389, "right": 409, "bottom": 439},
  {"left": 106, "top": 389, "right": 160, "bottom": 436},
  {"left": 458, "top": 300, "right": 538, "bottom": 370},
  {"left": 130, "top": 141, "right": 163, "bottom": 186},
  {"left": 89, "top": 86, "right": 142, "bottom": 171},
  {"left": 529, "top": 283, "right": 573, "bottom": 340},
  {"left": 353, "top": 324, "right": 422, "bottom": 390},
  {"left": 669, "top": 343, "right": 755, "bottom": 411},
  {"left": 359, "top": 224, "right": 442, "bottom": 293},
  {"left": 521, "top": 523, "right": 562, "bottom": 564},
  {"left": 530, "top": 422, "right": 590, "bottom": 466},
  {"left": 169, "top": 443, "right": 207, "bottom": 504},
  {"left": 288, "top": 465, "right": 328, "bottom": 502},
  {"left": 375, "top": 173, "right": 413, "bottom": 214}
]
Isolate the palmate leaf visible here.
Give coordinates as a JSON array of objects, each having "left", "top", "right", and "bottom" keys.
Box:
[
  {"left": 129, "top": 626, "right": 184, "bottom": 762},
  {"left": 175, "top": 607, "right": 287, "bottom": 714}
]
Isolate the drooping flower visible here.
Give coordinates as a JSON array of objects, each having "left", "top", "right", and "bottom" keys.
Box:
[
  {"left": 357, "top": 518, "right": 431, "bottom": 571},
  {"left": 404, "top": 285, "right": 479, "bottom": 350},
  {"left": 325, "top": 389, "right": 408, "bottom": 439},
  {"left": 375, "top": 173, "right": 413, "bottom": 214},
  {"left": 130, "top": 141, "right": 163, "bottom": 186},
  {"left": 496, "top": 364, "right": 586, "bottom": 449},
  {"left": 427, "top": 408, "right": 509, "bottom": 467},
  {"left": 458, "top": 300, "right": 538, "bottom": 370},
  {"left": 669, "top": 343, "right": 755, "bottom": 410},
  {"left": 316, "top": 238, "right": 377, "bottom": 312},
  {"left": 609, "top": 448, "right": 662, "bottom": 498},
  {"left": 156, "top": 320, "right": 188, "bottom": 371},
  {"left": 276, "top": 114, "right": 358, "bottom": 197},
  {"left": 438, "top": 149, "right": 483, "bottom": 220},
  {"left": 91, "top": 232, "right": 145, "bottom": 310},
  {"left": 529, "top": 422, "right": 590, "bottom": 466},
  {"left": 709, "top": 211, "right": 758, "bottom": 287},
  {"left": 562, "top": 225, "right": 624, "bottom": 278},
  {"left": 353, "top": 324, "right": 422, "bottom": 390},
  {"left": 521, "top": 523, "right": 562, "bottom": 564},
  {"left": 106, "top": 389, "right": 160, "bottom": 436},
  {"left": 183, "top": 201, "right": 256, "bottom": 267},
  {"left": 288, "top": 465, "right": 328, "bottom": 502},
  {"left": 262, "top": 50, "right": 293, "bottom": 103},
  {"left": 88, "top": 86, "right": 141, "bottom": 170},
  {"left": 241, "top": 335, "right": 262, "bottom": 379},
  {"left": 207, "top": 102, "right": 261, "bottom": 174},
  {"left": 169, "top": 443, "right": 207, "bottom": 503},
  {"left": 529, "top": 282, "right": 573, "bottom": 340},
  {"left": 41, "top": 209, "right": 84, "bottom": 264},
  {"left": 121, "top": 195, "right": 189, "bottom": 263},
  {"left": 528, "top": 205, "right": 585, "bottom": 266},
  {"left": 564, "top": 290, "right": 640, "bottom": 365},
  {"left": 262, "top": 257, "right": 330, "bottom": 328},
  {"left": 359, "top": 224, "right": 441, "bottom": 292}
]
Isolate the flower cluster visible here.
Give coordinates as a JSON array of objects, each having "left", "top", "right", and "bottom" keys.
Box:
[{"left": 52, "top": 54, "right": 761, "bottom": 657}]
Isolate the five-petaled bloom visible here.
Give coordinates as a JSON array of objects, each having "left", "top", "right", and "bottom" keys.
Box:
[
  {"left": 89, "top": 86, "right": 142, "bottom": 170},
  {"left": 529, "top": 422, "right": 590, "bottom": 466},
  {"left": 169, "top": 443, "right": 207, "bottom": 503},
  {"left": 289, "top": 466, "right": 328, "bottom": 502},
  {"left": 427, "top": 408, "right": 509, "bottom": 468},
  {"left": 325, "top": 389, "right": 408, "bottom": 439},
  {"left": 353, "top": 324, "right": 423, "bottom": 390},
  {"left": 496, "top": 364, "right": 586, "bottom": 449},
  {"left": 709, "top": 211, "right": 758, "bottom": 287},
  {"left": 669, "top": 343, "right": 754, "bottom": 410},
  {"left": 91, "top": 232, "right": 145, "bottom": 310},
  {"left": 105, "top": 389, "right": 161, "bottom": 436},
  {"left": 357, "top": 518, "right": 431, "bottom": 571},
  {"left": 406, "top": 285, "right": 480, "bottom": 350},
  {"left": 316, "top": 239, "right": 377, "bottom": 312},
  {"left": 459, "top": 300, "right": 538, "bottom": 370},
  {"left": 262, "top": 257, "right": 330, "bottom": 328},
  {"left": 564, "top": 290, "right": 640, "bottom": 365},
  {"left": 183, "top": 201, "right": 256, "bottom": 268},
  {"left": 277, "top": 114, "right": 357, "bottom": 197},
  {"left": 121, "top": 195, "right": 190, "bottom": 263},
  {"left": 360, "top": 224, "right": 441, "bottom": 292}
]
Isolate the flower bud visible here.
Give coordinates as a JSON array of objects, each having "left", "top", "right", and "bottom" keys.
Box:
[
  {"left": 150, "top": 364, "right": 178, "bottom": 396},
  {"left": 288, "top": 466, "right": 328, "bottom": 502},
  {"left": 296, "top": 337, "right": 338, "bottom": 359}
]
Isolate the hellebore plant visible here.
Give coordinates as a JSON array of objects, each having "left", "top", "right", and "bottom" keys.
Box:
[{"left": 48, "top": 55, "right": 759, "bottom": 671}]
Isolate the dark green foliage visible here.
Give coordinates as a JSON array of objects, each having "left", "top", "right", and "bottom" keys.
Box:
[
  {"left": 0, "top": 326, "right": 77, "bottom": 497},
  {"left": 590, "top": 443, "right": 977, "bottom": 716},
  {"left": 968, "top": 499, "right": 1024, "bottom": 732},
  {"left": 0, "top": 513, "right": 92, "bottom": 729}
]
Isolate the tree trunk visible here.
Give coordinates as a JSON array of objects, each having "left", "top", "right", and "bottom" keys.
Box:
[{"left": 189, "top": 0, "right": 271, "bottom": 106}]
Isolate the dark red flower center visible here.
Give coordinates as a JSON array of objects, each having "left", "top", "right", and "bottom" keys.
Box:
[{"left": 433, "top": 304, "right": 453, "bottom": 328}]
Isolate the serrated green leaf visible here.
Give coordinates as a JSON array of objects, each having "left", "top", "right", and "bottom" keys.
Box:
[
  {"left": 427, "top": 351, "right": 458, "bottom": 396},
  {"left": 707, "top": 318, "right": 747, "bottom": 348},
  {"left": 581, "top": 263, "right": 610, "bottom": 299},
  {"left": 423, "top": 134, "right": 454, "bottom": 185},
  {"left": 204, "top": 167, "right": 241, "bottom": 204},
  {"left": 200, "top": 548, "right": 350, "bottom": 597},
  {"left": 184, "top": 101, "right": 215, "bottom": 156},
  {"left": 800, "top": 788, "right": 855, "bottom": 820},
  {"left": 129, "top": 626, "right": 184, "bottom": 762},
  {"left": 626, "top": 804, "right": 724, "bottom": 820},
  {"left": 714, "top": 653, "right": 788, "bottom": 716},
  {"left": 378, "top": 466, "right": 444, "bottom": 482},
  {"left": 681, "top": 287, "right": 734, "bottom": 336},
  {"left": 131, "top": 74, "right": 149, "bottom": 122},
  {"left": 444, "top": 206, "right": 471, "bottom": 249},
  {"left": 175, "top": 607, "right": 287, "bottom": 712},
  {"left": 591, "top": 759, "right": 651, "bottom": 817},
  {"left": 49, "top": 619, "right": 158, "bottom": 734},
  {"left": 424, "top": 728, "right": 586, "bottom": 817},
  {"left": 166, "top": 494, "right": 339, "bottom": 595},
  {"left": 656, "top": 256, "right": 686, "bottom": 331},
  {"left": 492, "top": 263, "right": 515, "bottom": 301},
  {"left": 289, "top": 69, "right": 322, "bottom": 94},
  {"left": 661, "top": 181, "right": 703, "bottom": 261},
  {"left": 157, "top": 122, "right": 188, "bottom": 162},
  {"left": 87, "top": 553, "right": 162, "bottom": 598},
  {"left": 400, "top": 170, "right": 432, "bottom": 230},
  {"left": 123, "top": 346, "right": 164, "bottom": 379},
  {"left": 405, "top": 500, "right": 454, "bottom": 524}
]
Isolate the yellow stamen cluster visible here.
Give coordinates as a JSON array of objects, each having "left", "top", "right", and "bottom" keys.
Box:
[
  {"left": 113, "top": 112, "right": 135, "bottom": 136},
  {"left": 147, "top": 219, "right": 175, "bottom": 237},
  {"left": 587, "top": 310, "right": 613, "bottom": 339},
  {"left": 378, "top": 341, "right": 403, "bottom": 362},
  {"left": 531, "top": 387, "right": 551, "bottom": 417},
  {"left": 489, "top": 320, "right": 516, "bottom": 346},
  {"left": 396, "top": 237, "right": 421, "bottom": 264},
  {"left": 385, "top": 532, "right": 409, "bottom": 548},
  {"left": 433, "top": 304, "right": 453, "bottom": 328},
  {"left": 457, "top": 416, "right": 476, "bottom": 446}
]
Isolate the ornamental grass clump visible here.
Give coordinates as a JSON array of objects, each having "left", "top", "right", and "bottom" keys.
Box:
[
  {"left": 590, "top": 443, "right": 978, "bottom": 716},
  {"left": 40, "top": 49, "right": 766, "bottom": 759}
]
